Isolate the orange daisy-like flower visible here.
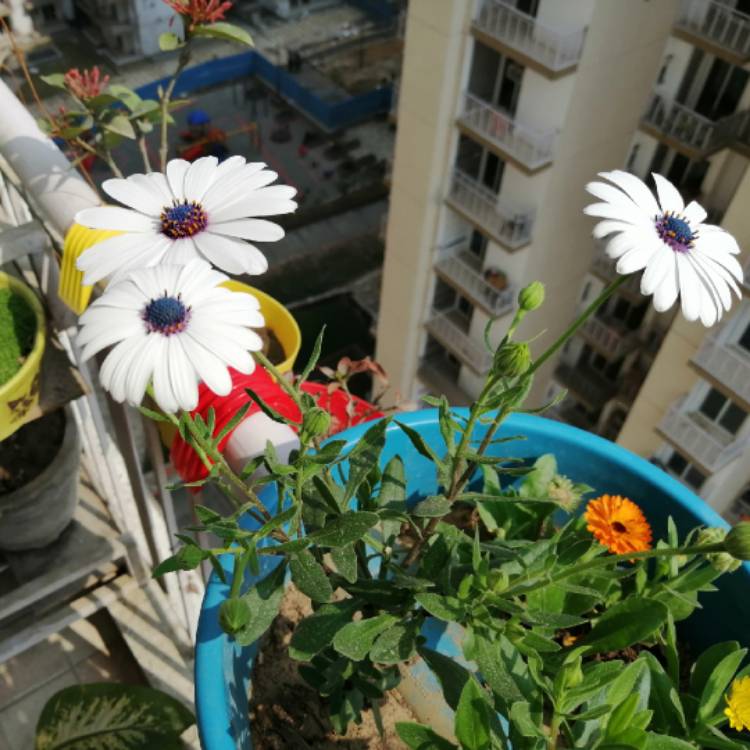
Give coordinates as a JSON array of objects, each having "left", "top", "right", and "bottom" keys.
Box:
[{"left": 584, "top": 495, "right": 652, "bottom": 555}]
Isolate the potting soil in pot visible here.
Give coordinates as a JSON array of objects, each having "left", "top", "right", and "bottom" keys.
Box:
[
  {"left": 249, "top": 585, "right": 415, "bottom": 749},
  {"left": 0, "top": 409, "right": 64, "bottom": 493},
  {"left": 0, "top": 288, "right": 36, "bottom": 387}
]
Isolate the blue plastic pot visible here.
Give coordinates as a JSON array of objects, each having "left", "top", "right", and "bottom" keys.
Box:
[{"left": 195, "top": 410, "right": 750, "bottom": 749}]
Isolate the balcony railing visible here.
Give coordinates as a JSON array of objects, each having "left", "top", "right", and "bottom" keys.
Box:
[
  {"left": 642, "top": 93, "right": 716, "bottom": 153},
  {"left": 659, "top": 399, "right": 747, "bottom": 473},
  {"left": 692, "top": 335, "right": 750, "bottom": 407},
  {"left": 553, "top": 362, "right": 618, "bottom": 408},
  {"left": 580, "top": 315, "right": 640, "bottom": 360},
  {"left": 434, "top": 242, "right": 516, "bottom": 317},
  {"left": 675, "top": 0, "right": 750, "bottom": 61},
  {"left": 425, "top": 309, "right": 493, "bottom": 373},
  {"left": 474, "top": 0, "right": 586, "bottom": 73},
  {"left": 458, "top": 93, "right": 556, "bottom": 171},
  {"left": 447, "top": 169, "right": 533, "bottom": 249}
]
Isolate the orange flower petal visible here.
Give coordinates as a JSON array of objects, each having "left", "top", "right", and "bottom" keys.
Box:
[{"left": 584, "top": 494, "right": 652, "bottom": 555}]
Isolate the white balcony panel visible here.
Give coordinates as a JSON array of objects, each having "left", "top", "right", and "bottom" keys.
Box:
[
  {"left": 692, "top": 336, "right": 750, "bottom": 407},
  {"left": 676, "top": 0, "right": 750, "bottom": 60},
  {"left": 425, "top": 311, "right": 493, "bottom": 374}
]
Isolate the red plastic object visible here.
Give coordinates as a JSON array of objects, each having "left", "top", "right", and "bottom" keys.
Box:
[{"left": 170, "top": 366, "right": 383, "bottom": 486}]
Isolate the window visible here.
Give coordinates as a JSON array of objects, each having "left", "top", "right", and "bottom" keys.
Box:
[
  {"left": 738, "top": 320, "right": 750, "bottom": 353},
  {"left": 656, "top": 54, "right": 673, "bottom": 86},
  {"left": 457, "top": 295, "right": 473, "bottom": 319},
  {"left": 666, "top": 450, "right": 707, "bottom": 490},
  {"left": 580, "top": 281, "right": 591, "bottom": 303},
  {"left": 698, "top": 388, "right": 747, "bottom": 436},
  {"left": 468, "top": 230, "right": 488, "bottom": 260}
]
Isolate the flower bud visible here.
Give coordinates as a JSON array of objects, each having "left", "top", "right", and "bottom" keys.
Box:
[
  {"left": 725, "top": 523, "right": 750, "bottom": 561},
  {"left": 493, "top": 341, "right": 531, "bottom": 378},
  {"left": 518, "top": 281, "right": 545, "bottom": 312},
  {"left": 219, "top": 597, "right": 251, "bottom": 635},
  {"left": 697, "top": 527, "right": 741, "bottom": 573},
  {"left": 547, "top": 475, "right": 582, "bottom": 513},
  {"left": 301, "top": 407, "right": 331, "bottom": 441}
]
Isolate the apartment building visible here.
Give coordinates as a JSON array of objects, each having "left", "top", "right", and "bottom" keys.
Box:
[
  {"left": 376, "top": 0, "right": 679, "bottom": 407},
  {"left": 74, "top": 0, "right": 175, "bottom": 65},
  {"left": 377, "top": 0, "right": 750, "bottom": 519}
]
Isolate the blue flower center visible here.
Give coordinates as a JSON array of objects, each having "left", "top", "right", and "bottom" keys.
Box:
[
  {"left": 655, "top": 212, "right": 697, "bottom": 253},
  {"left": 160, "top": 200, "right": 208, "bottom": 239},
  {"left": 143, "top": 293, "right": 191, "bottom": 335}
]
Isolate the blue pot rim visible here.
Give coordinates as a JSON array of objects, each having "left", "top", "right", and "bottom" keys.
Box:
[{"left": 195, "top": 409, "right": 749, "bottom": 748}]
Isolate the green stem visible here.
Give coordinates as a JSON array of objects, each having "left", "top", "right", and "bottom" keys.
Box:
[
  {"left": 229, "top": 552, "right": 246, "bottom": 598},
  {"left": 159, "top": 40, "right": 192, "bottom": 171},
  {"left": 528, "top": 274, "right": 630, "bottom": 378},
  {"left": 137, "top": 132, "right": 152, "bottom": 173},
  {"left": 254, "top": 350, "right": 305, "bottom": 411},
  {"left": 504, "top": 543, "right": 725, "bottom": 598}
]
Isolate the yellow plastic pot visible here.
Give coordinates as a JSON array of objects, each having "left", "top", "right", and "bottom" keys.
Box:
[
  {"left": 156, "top": 282, "right": 301, "bottom": 447},
  {"left": 0, "top": 273, "right": 46, "bottom": 441}
]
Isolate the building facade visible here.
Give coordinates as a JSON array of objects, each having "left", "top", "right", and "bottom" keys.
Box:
[
  {"left": 74, "top": 0, "right": 175, "bottom": 65},
  {"left": 376, "top": 0, "right": 679, "bottom": 407}
]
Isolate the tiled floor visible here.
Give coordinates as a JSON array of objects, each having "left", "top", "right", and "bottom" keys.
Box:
[{"left": 0, "top": 610, "right": 146, "bottom": 750}]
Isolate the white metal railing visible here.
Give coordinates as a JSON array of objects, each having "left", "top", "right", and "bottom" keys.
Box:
[
  {"left": 435, "top": 242, "right": 517, "bottom": 317},
  {"left": 676, "top": 0, "right": 750, "bottom": 60},
  {"left": 474, "top": 0, "right": 586, "bottom": 72},
  {"left": 425, "top": 309, "right": 493, "bottom": 373},
  {"left": 659, "top": 399, "right": 747, "bottom": 473},
  {"left": 459, "top": 92, "right": 556, "bottom": 170},
  {"left": 580, "top": 315, "right": 639, "bottom": 359},
  {"left": 692, "top": 335, "right": 750, "bottom": 406},
  {"left": 642, "top": 93, "right": 717, "bottom": 152},
  {"left": 447, "top": 168, "right": 533, "bottom": 248}
]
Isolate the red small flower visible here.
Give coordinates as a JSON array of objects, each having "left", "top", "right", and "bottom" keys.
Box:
[
  {"left": 63, "top": 67, "right": 109, "bottom": 100},
  {"left": 163, "top": 0, "right": 233, "bottom": 26}
]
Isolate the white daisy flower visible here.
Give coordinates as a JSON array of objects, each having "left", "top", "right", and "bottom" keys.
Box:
[
  {"left": 584, "top": 171, "right": 743, "bottom": 326},
  {"left": 77, "top": 258, "right": 265, "bottom": 413},
  {"left": 75, "top": 155, "right": 297, "bottom": 285}
]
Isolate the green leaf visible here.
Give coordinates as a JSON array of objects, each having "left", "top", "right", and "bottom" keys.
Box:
[
  {"left": 194, "top": 504, "right": 221, "bottom": 525},
  {"left": 103, "top": 113, "right": 136, "bottom": 139},
  {"left": 414, "top": 593, "right": 464, "bottom": 623},
  {"left": 474, "top": 634, "right": 526, "bottom": 707},
  {"left": 643, "top": 735, "right": 697, "bottom": 750},
  {"left": 159, "top": 31, "right": 183, "bottom": 50},
  {"left": 245, "top": 387, "right": 291, "bottom": 424},
  {"left": 137, "top": 405, "right": 172, "bottom": 423},
  {"left": 289, "top": 601, "right": 356, "bottom": 661},
  {"left": 35, "top": 683, "right": 194, "bottom": 750},
  {"left": 234, "top": 563, "right": 286, "bottom": 646},
  {"left": 419, "top": 647, "right": 470, "bottom": 711},
  {"left": 606, "top": 693, "right": 640, "bottom": 740},
  {"left": 396, "top": 421, "right": 441, "bottom": 464},
  {"left": 454, "top": 678, "right": 492, "bottom": 750},
  {"left": 290, "top": 550, "right": 332, "bottom": 603},
  {"left": 308, "top": 440, "right": 346, "bottom": 465},
  {"left": 152, "top": 545, "right": 206, "bottom": 577},
  {"left": 40, "top": 73, "right": 67, "bottom": 89},
  {"left": 108, "top": 84, "right": 142, "bottom": 109},
  {"left": 308, "top": 511, "right": 379, "bottom": 547},
  {"left": 412, "top": 495, "right": 452, "bottom": 518},
  {"left": 332, "top": 614, "right": 398, "bottom": 661},
  {"left": 641, "top": 652, "right": 686, "bottom": 734},
  {"left": 690, "top": 641, "right": 741, "bottom": 698},
  {"left": 370, "top": 622, "right": 419, "bottom": 664},
  {"left": 216, "top": 402, "right": 252, "bottom": 442},
  {"left": 299, "top": 326, "right": 325, "bottom": 383},
  {"left": 378, "top": 455, "right": 407, "bottom": 540},
  {"left": 395, "top": 722, "right": 457, "bottom": 750},
  {"left": 191, "top": 21, "right": 254, "bottom": 46},
  {"left": 342, "top": 419, "right": 388, "bottom": 505},
  {"left": 519, "top": 454, "right": 557, "bottom": 498},
  {"left": 579, "top": 598, "right": 669, "bottom": 654},
  {"left": 697, "top": 647, "right": 747, "bottom": 723},
  {"left": 508, "top": 701, "right": 545, "bottom": 739},
  {"left": 330, "top": 544, "right": 357, "bottom": 583}
]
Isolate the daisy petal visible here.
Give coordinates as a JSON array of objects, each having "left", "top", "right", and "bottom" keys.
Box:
[
  {"left": 683, "top": 200, "right": 707, "bottom": 225},
  {"left": 102, "top": 177, "right": 162, "bottom": 216},
  {"left": 76, "top": 206, "right": 156, "bottom": 232},
  {"left": 583, "top": 202, "right": 651, "bottom": 228},
  {"left": 181, "top": 334, "right": 232, "bottom": 395},
  {"left": 676, "top": 253, "right": 702, "bottom": 322},
  {"left": 77, "top": 234, "right": 168, "bottom": 285},
  {"left": 652, "top": 173, "right": 684, "bottom": 213},
  {"left": 640, "top": 245, "right": 673, "bottom": 296},
  {"left": 166, "top": 159, "right": 191, "bottom": 200},
  {"left": 585, "top": 181, "right": 639, "bottom": 211},
  {"left": 616, "top": 244, "right": 657, "bottom": 274},
  {"left": 599, "top": 170, "right": 660, "bottom": 215},
  {"left": 210, "top": 218, "right": 285, "bottom": 242},
  {"left": 592, "top": 220, "right": 636, "bottom": 239},
  {"left": 167, "top": 337, "right": 199, "bottom": 411},
  {"left": 193, "top": 232, "right": 268, "bottom": 274},
  {"left": 183, "top": 156, "right": 219, "bottom": 203}
]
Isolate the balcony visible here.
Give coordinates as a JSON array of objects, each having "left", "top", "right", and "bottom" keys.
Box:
[
  {"left": 457, "top": 93, "right": 556, "bottom": 173},
  {"left": 589, "top": 249, "right": 644, "bottom": 302},
  {"left": 657, "top": 399, "right": 747, "bottom": 474},
  {"left": 446, "top": 169, "right": 533, "bottom": 250},
  {"left": 674, "top": 0, "right": 750, "bottom": 65},
  {"left": 417, "top": 354, "right": 473, "bottom": 406},
  {"left": 691, "top": 335, "right": 750, "bottom": 410},
  {"left": 473, "top": 0, "right": 586, "bottom": 78},
  {"left": 579, "top": 315, "right": 640, "bottom": 360},
  {"left": 641, "top": 93, "right": 750, "bottom": 158},
  {"left": 434, "top": 243, "right": 517, "bottom": 318},
  {"left": 424, "top": 309, "right": 493, "bottom": 374},
  {"left": 553, "top": 362, "right": 618, "bottom": 410}
]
